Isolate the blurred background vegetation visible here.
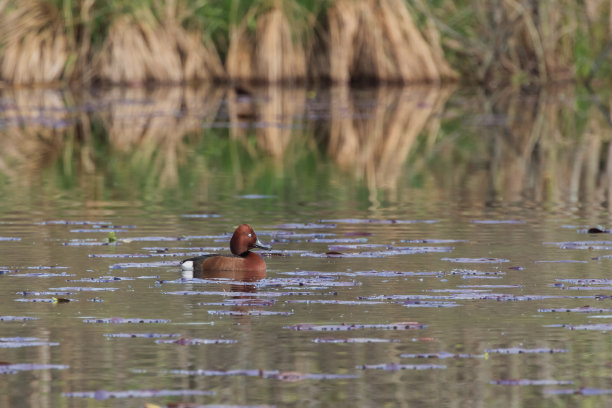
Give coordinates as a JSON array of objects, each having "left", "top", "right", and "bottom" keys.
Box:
[
  {"left": 1, "top": 0, "right": 610, "bottom": 86},
  {"left": 2, "top": 0, "right": 612, "bottom": 214}
]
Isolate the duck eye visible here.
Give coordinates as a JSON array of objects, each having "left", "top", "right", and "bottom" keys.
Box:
[{"left": 248, "top": 233, "right": 252, "bottom": 237}]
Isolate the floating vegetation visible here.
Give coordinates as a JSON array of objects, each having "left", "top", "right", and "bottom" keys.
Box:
[
  {"left": 267, "top": 232, "right": 336, "bottom": 240},
  {"left": 67, "top": 276, "right": 135, "bottom": 283},
  {"left": 401, "top": 351, "right": 484, "bottom": 359},
  {"left": 471, "top": 220, "right": 525, "bottom": 224},
  {"left": 272, "top": 223, "right": 336, "bottom": 229},
  {"left": 198, "top": 299, "right": 277, "bottom": 307},
  {"left": 110, "top": 260, "right": 179, "bottom": 269},
  {"left": 0, "top": 237, "right": 21, "bottom": 241},
  {"left": 280, "top": 270, "right": 441, "bottom": 278},
  {"left": 301, "top": 246, "right": 453, "bottom": 258},
  {"left": 272, "top": 372, "right": 358, "bottom": 381},
  {"left": 14, "top": 297, "right": 77, "bottom": 303},
  {"left": 0, "top": 337, "right": 59, "bottom": 348},
  {"left": 0, "top": 316, "right": 39, "bottom": 321},
  {"left": 404, "top": 239, "right": 467, "bottom": 244},
  {"left": 544, "top": 240, "right": 612, "bottom": 250},
  {"left": 49, "top": 287, "right": 118, "bottom": 292},
  {"left": 37, "top": 220, "right": 112, "bottom": 226},
  {"left": 167, "top": 368, "right": 357, "bottom": 381},
  {"left": 555, "top": 279, "right": 612, "bottom": 285},
  {"left": 563, "top": 286, "right": 612, "bottom": 291},
  {"left": 285, "top": 322, "right": 426, "bottom": 331},
  {"left": 168, "top": 368, "right": 277, "bottom": 377},
  {"left": 10, "top": 271, "right": 73, "bottom": 277},
  {"left": 88, "top": 254, "right": 153, "bottom": 258},
  {"left": 17, "top": 291, "right": 74, "bottom": 296},
  {"left": 356, "top": 363, "right": 446, "bottom": 371},
  {"left": 259, "top": 278, "right": 360, "bottom": 288},
  {"left": 401, "top": 301, "right": 461, "bottom": 308},
  {"left": 0, "top": 363, "right": 69, "bottom": 375},
  {"left": 82, "top": 318, "right": 170, "bottom": 324},
  {"left": 565, "top": 324, "right": 612, "bottom": 331},
  {"left": 313, "top": 338, "right": 398, "bottom": 343},
  {"left": 428, "top": 289, "right": 491, "bottom": 293},
  {"left": 545, "top": 388, "right": 612, "bottom": 395},
  {"left": 363, "top": 293, "right": 586, "bottom": 302},
  {"left": 539, "top": 307, "right": 612, "bottom": 313},
  {"left": 164, "top": 290, "right": 317, "bottom": 297},
  {"left": 485, "top": 348, "right": 568, "bottom": 354},
  {"left": 104, "top": 333, "right": 181, "bottom": 339},
  {"left": 451, "top": 269, "right": 506, "bottom": 277},
  {"left": 70, "top": 228, "right": 129, "bottom": 233},
  {"left": 286, "top": 300, "right": 385, "bottom": 306},
  {"left": 320, "top": 219, "right": 438, "bottom": 224},
  {"left": 208, "top": 310, "right": 293, "bottom": 316},
  {"left": 307, "top": 237, "right": 368, "bottom": 244},
  {"left": 442, "top": 258, "right": 510, "bottom": 264},
  {"left": 155, "top": 338, "right": 237, "bottom": 345},
  {"left": 116, "top": 236, "right": 189, "bottom": 242},
  {"left": 62, "top": 389, "right": 215, "bottom": 400},
  {"left": 490, "top": 379, "right": 573, "bottom": 386},
  {"left": 63, "top": 240, "right": 113, "bottom": 246}
]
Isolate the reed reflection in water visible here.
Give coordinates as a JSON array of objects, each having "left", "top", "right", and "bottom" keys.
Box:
[{"left": 0, "top": 85, "right": 611, "bottom": 211}]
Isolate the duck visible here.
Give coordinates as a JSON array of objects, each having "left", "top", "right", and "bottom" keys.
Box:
[{"left": 180, "top": 224, "right": 271, "bottom": 273}]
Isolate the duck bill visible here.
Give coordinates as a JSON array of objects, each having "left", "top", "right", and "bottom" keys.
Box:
[{"left": 253, "top": 238, "right": 271, "bottom": 251}]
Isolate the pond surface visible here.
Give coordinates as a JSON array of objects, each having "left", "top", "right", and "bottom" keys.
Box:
[{"left": 1, "top": 85, "right": 612, "bottom": 407}]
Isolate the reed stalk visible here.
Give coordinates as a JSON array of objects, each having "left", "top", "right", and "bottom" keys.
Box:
[
  {"left": 0, "top": 0, "right": 69, "bottom": 84},
  {"left": 321, "top": 0, "right": 456, "bottom": 84},
  {"left": 226, "top": 0, "right": 312, "bottom": 84}
]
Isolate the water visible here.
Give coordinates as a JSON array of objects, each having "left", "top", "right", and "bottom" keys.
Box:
[{"left": 0, "top": 85, "right": 612, "bottom": 407}]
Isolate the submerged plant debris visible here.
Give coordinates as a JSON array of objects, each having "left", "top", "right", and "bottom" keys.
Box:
[
  {"left": 544, "top": 388, "right": 612, "bottom": 395},
  {"left": 313, "top": 337, "right": 399, "bottom": 343},
  {"left": 82, "top": 318, "right": 170, "bottom": 324},
  {"left": 62, "top": 389, "right": 215, "bottom": 400},
  {"left": 538, "top": 307, "right": 612, "bottom": 313},
  {"left": 207, "top": 310, "right": 293, "bottom": 316},
  {"left": 401, "top": 351, "right": 484, "bottom": 359},
  {"left": 166, "top": 368, "right": 358, "bottom": 381},
  {"left": 485, "top": 348, "right": 568, "bottom": 354},
  {"left": 105, "top": 333, "right": 181, "bottom": 339},
  {"left": 356, "top": 363, "right": 446, "bottom": 371},
  {"left": 0, "top": 363, "right": 69, "bottom": 375},
  {"left": 0, "top": 337, "right": 59, "bottom": 348},
  {"left": 0, "top": 316, "right": 39, "bottom": 321},
  {"left": 490, "top": 379, "right": 573, "bottom": 386},
  {"left": 442, "top": 258, "right": 510, "bottom": 263},
  {"left": 155, "top": 338, "right": 237, "bottom": 345},
  {"left": 285, "top": 322, "right": 426, "bottom": 331}
]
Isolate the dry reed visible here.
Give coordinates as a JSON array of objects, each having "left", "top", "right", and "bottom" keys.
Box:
[
  {"left": 414, "top": 0, "right": 594, "bottom": 85},
  {"left": 322, "top": 0, "right": 456, "bottom": 84},
  {"left": 0, "top": 0, "right": 69, "bottom": 84},
  {"left": 226, "top": 2, "right": 309, "bottom": 84},
  {"left": 94, "top": 7, "right": 225, "bottom": 85}
]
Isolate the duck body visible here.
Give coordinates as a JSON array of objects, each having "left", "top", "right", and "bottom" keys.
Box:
[
  {"left": 181, "top": 252, "right": 266, "bottom": 273},
  {"left": 180, "top": 224, "right": 270, "bottom": 274}
]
